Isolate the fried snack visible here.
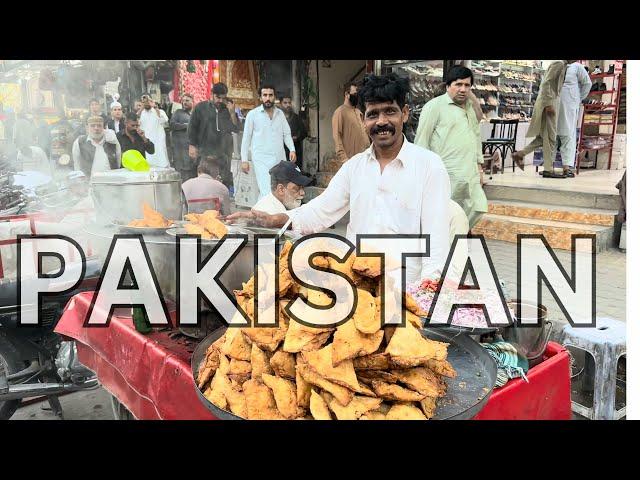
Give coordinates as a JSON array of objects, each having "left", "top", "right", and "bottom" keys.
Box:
[
  {"left": 200, "top": 216, "right": 228, "bottom": 239},
  {"left": 206, "top": 354, "right": 230, "bottom": 410},
  {"left": 311, "top": 255, "right": 330, "bottom": 269},
  {"left": 385, "top": 403, "right": 428, "bottom": 420},
  {"left": 296, "top": 356, "right": 313, "bottom": 409},
  {"left": 242, "top": 379, "right": 284, "bottom": 420},
  {"left": 353, "top": 353, "right": 390, "bottom": 371},
  {"left": 262, "top": 373, "right": 299, "bottom": 419},
  {"left": 385, "top": 321, "right": 448, "bottom": 368},
  {"left": 228, "top": 373, "right": 251, "bottom": 386},
  {"left": 419, "top": 397, "right": 438, "bottom": 419},
  {"left": 332, "top": 319, "right": 384, "bottom": 365},
  {"left": 221, "top": 328, "right": 252, "bottom": 361},
  {"left": 296, "top": 361, "right": 354, "bottom": 407},
  {"left": 328, "top": 395, "right": 383, "bottom": 420},
  {"left": 405, "top": 292, "right": 429, "bottom": 317},
  {"left": 405, "top": 310, "right": 424, "bottom": 329},
  {"left": 327, "top": 252, "right": 357, "bottom": 283},
  {"left": 353, "top": 288, "right": 380, "bottom": 335},
  {"left": 242, "top": 324, "right": 287, "bottom": 353},
  {"left": 229, "top": 359, "right": 252, "bottom": 376},
  {"left": 309, "top": 389, "right": 333, "bottom": 420},
  {"left": 278, "top": 241, "right": 294, "bottom": 296},
  {"left": 357, "top": 370, "right": 398, "bottom": 385},
  {"left": 184, "top": 222, "right": 213, "bottom": 239},
  {"left": 283, "top": 318, "right": 332, "bottom": 353},
  {"left": 184, "top": 213, "right": 201, "bottom": 223},
  {"left": 370, "top": 380, "right": 426, "bottom": 402},
  {"left": 224, "top": 380, "right": 248, "bottom": 418},
  {"left": 360, "top": 411, "right": 387, "bottom": 420},
  {"left": 391, "top": 367, "right": 442, "bottom": 397},
  {"left": 250, "top": 344, "right": 273, "bottom": 380},
  {"left": 423, "top": 359, "right": 458, "bottom": 379},
  {"left": 197, "top": 348, "right": 221, "bottom": 389},
  {"left": 303, "top": 345, "right": 361, "bottom": 391},
  {"left": 351, "top": 256, "right": 382, "bottom": 278},
  {"left": 127, "top": 203, "right": 172, "bottom": 227},
  {"left": 270, "top": 350, "right": 296, "bottom": 379}
]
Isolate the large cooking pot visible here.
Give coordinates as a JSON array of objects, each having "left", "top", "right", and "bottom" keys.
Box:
[
  {"left": 90, "top": 168, "right": 186, "bottom": 224},
  {"left": 85, "top": 224, "right": 298, "bottom": 304}
]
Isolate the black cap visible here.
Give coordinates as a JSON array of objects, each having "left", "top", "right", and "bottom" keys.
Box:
[{"left": 269, "top": 161, "right": 313, "bottom": 187}]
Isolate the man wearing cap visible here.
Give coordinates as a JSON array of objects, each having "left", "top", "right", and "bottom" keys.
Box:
[
  {"left": 71, "top": 115, "right": 121, "bottom": 177},
  {"left": 252, "top": 160, "right": 311, "bottom": 214},
  {"left": 181, "top": 157, "right": 231, "bottom": 215},
  {"left": 107, "top": 101, "right": 125, "bottom": 134}
]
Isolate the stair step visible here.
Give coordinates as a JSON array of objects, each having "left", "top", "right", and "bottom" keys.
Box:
[
  {"left": 472, "top": 214, "right": 615, "bottom": 252},
  {"left": 484, "top": 184, "right": 621, "bottom": 210},
  {"left": 488, "top": 200, "right": 617, "bottom": 226}
]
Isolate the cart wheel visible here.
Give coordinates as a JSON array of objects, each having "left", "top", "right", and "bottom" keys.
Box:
[{"left": 109, "top": 394, "right": 136, "bottom": 420}]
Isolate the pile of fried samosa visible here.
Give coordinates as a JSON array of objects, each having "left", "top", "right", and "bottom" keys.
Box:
[{"left": 196, "top": 240, "right": 457, "bottom": 420}]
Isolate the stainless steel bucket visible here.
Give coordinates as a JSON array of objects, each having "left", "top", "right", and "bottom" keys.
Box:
[{"left": 502, "top": 301, "right": 552, "bottom": 362}]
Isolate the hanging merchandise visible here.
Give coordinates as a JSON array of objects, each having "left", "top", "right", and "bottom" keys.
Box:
[{"left": 187, "top": 60, "right": 196, "bottom": 73}]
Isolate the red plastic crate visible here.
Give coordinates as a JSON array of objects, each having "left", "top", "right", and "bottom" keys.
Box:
[{"left": 474, "top": 341, "right": 571, "bottom": 420}]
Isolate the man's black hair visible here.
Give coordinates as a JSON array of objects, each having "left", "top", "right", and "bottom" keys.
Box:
[
  {"left": 198, "top": 157, "right": 220, "bottom": 177},
  {"left": 356, "top": 73, "right": 410, "bottom": 113},
  {"left": 344, "top": 82, "right": 358, "bottom": 95},
  {"left": 125, "top": 111, "right": 138, "bottom": 122},
  {"left": 445, "top": 65, "right": 474, "bottom": 86},
  {"left": 259, "top": 84, "right": 276, "bottom": 96},
  {"left": 212, "top": 83, "right": 228, "bottom": 96}
]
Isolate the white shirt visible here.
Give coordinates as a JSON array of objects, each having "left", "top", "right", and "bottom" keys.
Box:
[
  {"left": 71, "top": 130, "right": 122, "bottom": 176},
  {"left": 241, "top": 105, "right": 295, "bottom": 167},
  {"left": 139, "top": 108, "right": 169, "bottom": 167},
  {"left": 289, "top": 137, "right": 451, "bottom": 281},
  {"left": 253, "top": 192, "right": 288, "bottom": 215}
]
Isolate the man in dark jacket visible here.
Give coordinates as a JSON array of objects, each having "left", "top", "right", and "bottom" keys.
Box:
[
  {"left": 106, "top": 101, "right": 126, "bottom": 134},
  {"left": 170, "top": 93, "right": 195, "bottom": 182},
  {"left": 280, "top": 95, "right": 307, "bottom": 170},
  {"left": 188, "top": 82, "right": 239, "bottom": 188},
  {"left": 71, "top": 115, "right": 121, "bottom": 177},
  {"left": 116, "top": 111, "right": 155, "bottom": 159}
]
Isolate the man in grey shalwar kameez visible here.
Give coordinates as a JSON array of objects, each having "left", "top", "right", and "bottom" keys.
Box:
[
  {"left": 170, "top": 94, "right": 195, "bottom": 182},
  {"left": 512, "top": 61, "right": 568, "bottom": 178},
  {"left": 557, "top": 61, "right": 592, "bottom": 177}
]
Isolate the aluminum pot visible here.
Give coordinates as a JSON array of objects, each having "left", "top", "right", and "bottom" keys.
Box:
[
  {"left": 502, "top": 301, "right": 552, "bottom": 362},
  {"left": 90, "top": 168, "right": 186, "bottom": 225},
  {"left": 85, "top": 224, "right": 297, "bottom": 304}
]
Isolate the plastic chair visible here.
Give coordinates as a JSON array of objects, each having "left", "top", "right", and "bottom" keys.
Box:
[
  {"left": 482, "top": 119, "right": 519, "bottom": 173},
  {"left": 560, "top": 317, "right": 626, "bottom": 420}
]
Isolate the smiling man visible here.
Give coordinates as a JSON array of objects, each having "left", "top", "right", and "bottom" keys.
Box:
[
  {"left": 414, "top": 65, "right": 488, "bottom": 228},
  {"left": 227, "top": 73, "right": 451, "bottom": 281}
]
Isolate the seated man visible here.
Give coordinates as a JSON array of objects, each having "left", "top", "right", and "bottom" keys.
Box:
[
  {"left": 182, "top": 157, "right": 231, "bottom": 215},
  {"left": 252, "top": 160, "right": 312, "bottom": 214}
]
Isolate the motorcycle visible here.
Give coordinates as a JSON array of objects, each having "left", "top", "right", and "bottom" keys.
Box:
[{"left": 0, "top": 258, "right": 102, "bottom": 419}]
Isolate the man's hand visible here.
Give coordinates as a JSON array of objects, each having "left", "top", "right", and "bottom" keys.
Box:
[
  {"left": 137, "top": 128, "right": 147, "bottom": 141},
  {"left": 289, "top": 151, "right": 297, "bottom": 163},
  {"left": 224, "top": 209, "right": 289, "bottom": 228},
  {"left": 544, "top": 105, "right": 556, "bottom": 115},
  {"left": 189, "top": 145, "right": 198, "bottom": 159},
  {"left": 241, "top": 161, "right": 251, "bottom": 173}
]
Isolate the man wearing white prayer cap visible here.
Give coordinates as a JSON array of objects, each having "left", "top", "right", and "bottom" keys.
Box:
[{"left": 107, "top": 100, "right": 125, "bottom": 133}]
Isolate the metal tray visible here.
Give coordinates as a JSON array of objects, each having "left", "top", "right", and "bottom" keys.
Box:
[
  {"left": 113, "top": 222, "right": 176, "bottom": 234},
  {"left": 191, "top": 326, "right": 496, "bottom": 420}
]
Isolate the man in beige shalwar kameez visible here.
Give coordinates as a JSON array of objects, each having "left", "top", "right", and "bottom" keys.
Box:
[{"left": 512, "top": 60, "right": 568, "bottom": 178}]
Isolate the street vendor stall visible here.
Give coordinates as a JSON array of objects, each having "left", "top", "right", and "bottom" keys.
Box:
[{"left": 54, "top": 292, "right": 571, "bottom": 420}]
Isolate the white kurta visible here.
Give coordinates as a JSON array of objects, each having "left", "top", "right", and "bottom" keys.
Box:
[
  {"left": 558, "top": 62, "right": 592, "bottom": 136},
  {"left": 139, "top": 108, "right": 169, "bottom": 167},
  {"left": 289, "top": 137, "right": 451, "bottom": 281}
]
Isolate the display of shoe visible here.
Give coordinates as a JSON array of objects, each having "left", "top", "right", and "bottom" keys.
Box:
[
  {"left": 607, "top": 64, "right": 614, "bottom": 74},
  {"left": 593, "top": 66, "right": 602, "bottom": 74}
]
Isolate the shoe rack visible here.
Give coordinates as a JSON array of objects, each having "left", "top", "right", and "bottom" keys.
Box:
[{"left": 576, "top": 66, "right": 623, "bottom": 174}]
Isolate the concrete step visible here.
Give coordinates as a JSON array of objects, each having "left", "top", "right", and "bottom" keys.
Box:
[
  {"left": 487, "top": 200, "right": 617, "bottom": 227},
  {"left": 484, "top": 184, "right": 621, "bottom": 210},
  {"left": 472, "top": 214, "right": 615, "bottom": 253}
]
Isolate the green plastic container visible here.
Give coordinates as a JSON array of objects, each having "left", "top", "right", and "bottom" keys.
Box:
[{"left": 122, "top": 149, "right": 150, "bottom": 172}]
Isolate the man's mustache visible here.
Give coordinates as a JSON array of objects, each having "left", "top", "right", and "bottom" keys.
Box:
[{"left": 371, "top": 124, "right": 395, "bottom": 135}]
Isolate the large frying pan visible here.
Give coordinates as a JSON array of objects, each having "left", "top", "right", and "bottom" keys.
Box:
[{"left": 191, "top": 326, "right": 497, "bottom": 420}]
